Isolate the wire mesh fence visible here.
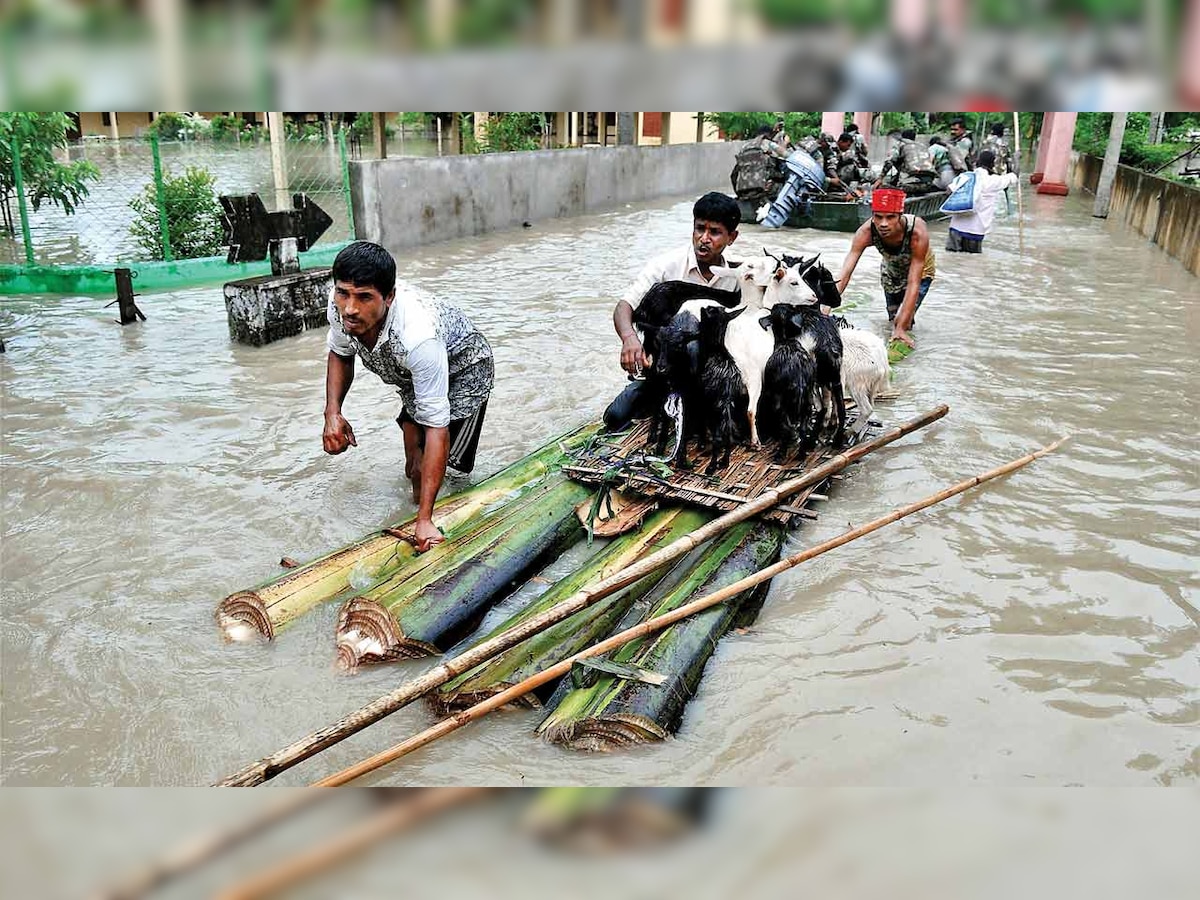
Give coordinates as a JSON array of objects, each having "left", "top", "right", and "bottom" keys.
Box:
[{"left": 2, "top": 135, "right": 355, "bottom": 267}]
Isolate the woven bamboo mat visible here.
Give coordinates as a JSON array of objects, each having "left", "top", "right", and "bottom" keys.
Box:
[{"left": 564, "top": 405, "right": 875, "bottom": 528}]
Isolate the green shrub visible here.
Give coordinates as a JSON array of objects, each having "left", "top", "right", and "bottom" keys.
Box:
[
  {"left": 478, "top": 113, "right": 544, "bottom": 153},
  {"left": 209, "top": 114, "right": 242, "bottom": 141},
  {"left": 1, "top": 112, "right": 100, "bottom": 231},
  {"left": 128, "top": 166, "right": 225, "bottom": 260},
  {"left": 699, "top": 112, "right": 822, "bottom": 142}
]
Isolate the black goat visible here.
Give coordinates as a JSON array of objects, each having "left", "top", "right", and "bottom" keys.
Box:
[
  {"left": 759, "top": 303, "right": 818, "bottom": 458},
  {"left": 632, "top": 280, "right": 742, "bottom": 364},
  {"left": 647, "top": 309, "right": 706, "bottom": 465},
  {"left": 698, "top": 305, "right": 749, "bottom": 475},
  {"left": 791, "top": 304, "right": 846, "bottom": 444}
]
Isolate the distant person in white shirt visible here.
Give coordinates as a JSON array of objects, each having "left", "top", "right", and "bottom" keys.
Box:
[
  {"left": 323, "top": 242, "right": 494, "bottom": 552},
  {"left": 605, "top": 192, "right": 741, "bottom": 431},
  {"left": 945, "top": 150, "right": 1019, "bottom": 254}
]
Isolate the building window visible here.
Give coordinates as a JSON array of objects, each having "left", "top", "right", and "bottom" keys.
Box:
[{"left": 102, "top": 112, "right": 112, "bottom": 126}]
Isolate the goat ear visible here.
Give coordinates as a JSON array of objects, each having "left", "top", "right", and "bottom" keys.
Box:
[{"left": 708, "top": 265, "right": 737, "bottom": 279}]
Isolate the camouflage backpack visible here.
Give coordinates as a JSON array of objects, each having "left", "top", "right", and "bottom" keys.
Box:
[{"left": 731, "top": 138, "right": 779, "bottom": 200}]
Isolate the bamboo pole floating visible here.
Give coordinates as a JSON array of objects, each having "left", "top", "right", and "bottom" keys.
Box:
[
  {"left": 215, "top": 404, "right": 948, "bottom": 787},
  {"left": 1013, "top": 110, "right": 1025, "bottom": 253},
  {"left": 314, "top": 435, "right": 1068, "bottom": 786},
  {"left": 213, "top": 789, "right": 485, "bottom": 900},
  {"left": 93, "top": 792, "right": 331, "bottom": 900}
]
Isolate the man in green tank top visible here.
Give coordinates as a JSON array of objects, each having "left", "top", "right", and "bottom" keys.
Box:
[{"left": 834, "top": 188, "right": 936, "bottom": 349}]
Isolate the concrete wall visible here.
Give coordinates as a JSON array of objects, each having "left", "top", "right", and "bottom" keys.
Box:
[
  {"left": 350, "top": 142, "right": 739, "bottom": 251},
  {"left": 1072, "top": 153, "right": 1200, "bottom": 276}
]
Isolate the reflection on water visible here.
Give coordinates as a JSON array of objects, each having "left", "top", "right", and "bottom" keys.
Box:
[{"left": 1, "top": 187, "right": 1197, "bottom": 786}]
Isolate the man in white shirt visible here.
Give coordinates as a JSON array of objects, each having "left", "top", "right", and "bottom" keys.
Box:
[
  {"left": 323, "top": 242, "right": 494, "bottom": 551},
  {"left": 604, "top": 192, "right": 741, "bottom": 430},
  {"left": 945, "top": 150, "right": 1019, "bottom": 254}
]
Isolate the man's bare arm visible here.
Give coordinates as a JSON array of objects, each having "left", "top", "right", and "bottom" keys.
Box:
[
  {"left": 836, "top": 225, "right": 871, "bottom": 295},
  {"left": 891, "top": 224, "right": 929, "bottom": 344},
  {"left": 323, "top": 352, "right": 357, "bottom": 454},
  {"left": 614, "top": 299, "right": 648, "bottom": 373}
]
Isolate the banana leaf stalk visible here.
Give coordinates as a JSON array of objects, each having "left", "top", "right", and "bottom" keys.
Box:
[
  {"left": 336, "top": 479, "right": 594, "bottom": 667},
  {"left": 537, "top": 521, "right": 784, "bottom": 751},
  {"left": 430, "top": 507, "right": 713, "bottom": 715},
  {"left": 215, "top": 423, "right": 598, "bottom": 642}
]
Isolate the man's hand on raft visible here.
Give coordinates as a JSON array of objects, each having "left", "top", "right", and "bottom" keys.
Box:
[
  {"left": 414, "top": 517, "right": 445, "bottom": 553},
  {"left": 323, "top": 412, "right": 357, "bottom": 454},
  {"left": 620, "top": 334, "right": 650, "bottom": 375},
  {"left": 890, "top": 325, "right": 916, "bottom": 349}
]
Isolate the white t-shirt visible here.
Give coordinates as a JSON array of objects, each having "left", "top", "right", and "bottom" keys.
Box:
[
  {"left": 620, "top": 244, "right": 742, "bottom": 308},
  {"left": 947, "top": 170, "right": 1019, "bottom": 238},
  {"left": 327, "top": 286, "right": 452, "bottom": 428}
]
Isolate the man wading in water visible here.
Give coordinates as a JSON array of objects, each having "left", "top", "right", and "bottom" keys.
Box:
[
  {"left": 836, "top": 188, "right": 936, "bottom": 348},
  {"left": 323, "top": 242, "right": 494, "bottom": 551},
  {"left": 604, "top": 192, "right": 741, "bottom": 431}
]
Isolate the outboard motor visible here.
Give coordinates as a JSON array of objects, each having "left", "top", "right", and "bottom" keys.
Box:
[{"left": 759, "top": 150, "right": 827, "bottom": 229}]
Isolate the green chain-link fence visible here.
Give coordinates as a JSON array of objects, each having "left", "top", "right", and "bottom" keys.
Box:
[{"left": 2, "top": 133, "right": 355, "bottom": 267}]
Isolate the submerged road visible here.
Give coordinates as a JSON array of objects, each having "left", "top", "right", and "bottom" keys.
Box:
[{"left": 1, "top": 186, "right": 1196, "bottom": 788}]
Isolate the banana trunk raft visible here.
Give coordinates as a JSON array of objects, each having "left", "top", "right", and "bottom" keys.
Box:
[{"left": 217, "top": 346, "right": 911, "bottom": 751}]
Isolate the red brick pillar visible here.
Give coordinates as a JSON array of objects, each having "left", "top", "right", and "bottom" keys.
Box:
[{"left": 1030, "top": 112, "right": 1057, "bottom": 185}]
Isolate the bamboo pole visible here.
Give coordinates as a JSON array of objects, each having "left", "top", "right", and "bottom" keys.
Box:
[
  {"left": 315, "top": 435, "right": 1068, "bottom": 786},
  {"left": 93, "top": 792, "right": 331, "bottom": 900},
  {"left": 1013, "top": 111, "right": 1024, "bottom": 253},
  {"left": 215, "top": 405, "right": 948, "bottom": 786},
  {"left": 213, "top": 789, "right": 484, "bottom": 900}
]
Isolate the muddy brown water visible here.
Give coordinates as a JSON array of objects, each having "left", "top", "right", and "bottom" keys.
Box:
[{"left": 1, "top": 188, "right": 1196, "bottom": 787}]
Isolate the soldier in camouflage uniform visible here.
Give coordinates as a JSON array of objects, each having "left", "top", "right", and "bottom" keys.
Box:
[
  {"left": 949, "top": 118, "right": 976, "bottom": 170},
  {"left": 876, "top": 129, "right": 939, "bottom": 195},
  {"left": 983, "top": 123, "right": 1014, "bottom": 175},
  {"left": 928, "top": 135, "right": 968, "bottom": 189},
  {"left": 731, "top": 125, "right": 789, "bottom": 206}
]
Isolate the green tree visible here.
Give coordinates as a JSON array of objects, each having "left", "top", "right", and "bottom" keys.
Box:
[
  {"left": 0, "top": 112, "right": 100, "bottom": 237},
  {"left": 700, "top": 112, "right": 822, "bottom": 141},
  {"left": 128, "top": 166, "right": 225, "bottom": 260}
]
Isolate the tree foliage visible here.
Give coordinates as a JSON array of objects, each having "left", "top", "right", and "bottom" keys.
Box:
[
  {"left": 700, "top": 112, "right": 823, "bottom": 141},
  {"left": 0, "top": 112, "right": 100, "bottom": 234},
  {"left": 1073, "top": 112, "right": 1193, "bottom": 176},
  {"left": 128, "top": 166, "right": 225, "bottom": 260}
]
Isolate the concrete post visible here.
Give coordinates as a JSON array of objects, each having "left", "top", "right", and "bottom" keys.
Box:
[
  {"left": 696, "top": 112, "right": 705, "bottom": 143},
  {"left": 821, "top": 111, "right": 845, "bottom": 137},
  {"left": 108, "top": 112, "right": 120, "bottom": 141},
  {"left": 270, "top": 237, "right": 301, "bottom": 276},
  {"left": 568, "top": 112, "right": 576, "bottom": 147},
  {"left": 473, "top": 111, "right": 488, "bottom": 146},
  {"left": 1093, "top": 113, "right": 1127, "bottom": 219},
  {"left": 1035, "top": 111, "right": 1077, "bottom": 196},
  {"left": 267, "top": 112, "right": 289, "bottom": 211},
  {"left": 448, "top": 113, "right": 460, "bottom": 155},
  {"left": 661, "top": 112, "right": 673, "bottom": 145},
  {"left": 1030, "top": 112, "right": 1056, "bottom": 184},
  {"left": 852, "top": 111, "right": 872, "bottom": 140},
  {"left": 617, "top": 112, "right": 636, "bottom": 146}
]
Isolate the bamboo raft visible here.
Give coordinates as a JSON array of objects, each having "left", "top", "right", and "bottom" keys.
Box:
[{"left": 561, "top": 410, "right": 876, "bottom": 529}]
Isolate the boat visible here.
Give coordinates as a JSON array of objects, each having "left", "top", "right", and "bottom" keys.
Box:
[{"left": 737, "top": 190, "right": 949, "bottom": 233}]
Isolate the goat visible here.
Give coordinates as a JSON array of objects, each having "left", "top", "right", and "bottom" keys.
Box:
[
  {"left": 646, "top": 308, "right": 705, "bottom": 465},
  {"left": 832, "top": 317, "right": 890, "bottom": 440},
  {"left": 709, "top": 256, "right": 777, "bottom": 447},
  {"left": 759, "top": 303, "right": 818, "bottom": 459},
  {"left": 631, "top": 280, "right": 741, "bottom": 365},
  {"left": 764, "top": 265, "right": 846, "bottom": 444},
  {"left": 698, "top": 306, "right": 750, "bottom": 474}
]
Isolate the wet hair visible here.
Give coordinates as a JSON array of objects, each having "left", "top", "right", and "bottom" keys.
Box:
[
  {"left": 950, "top": 118, "right": 966, "bottom": 130},
  {"left": 838, "top": 132, "right": 854, "bottom": 144},
  {"left": 901, "top": 128, "right": 916, "bottom": 140},
  {"left": 754, "top": 124, "right": 774, "bottom": 138},
  {"left": 332, "top": 241, "right": 396, "bottom": 297},
  {"left": 977, "top": 149, "right": 997, "bottom": 172},
  {"left": 991, "top": 123, "right": 1005, "bottom": 136},
  {"left": 929, "top": 135, "right": 945, "bottom": 146},
  {"left": 847, "top": 123, "right": 860, "bottom": 133},
  {"left": 693, "top": 192, "right": 741, "bottom": 233}
]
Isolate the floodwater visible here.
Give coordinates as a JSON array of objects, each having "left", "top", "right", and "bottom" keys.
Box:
[{"left": 1, "top": 187, "right": 1197, "bottom": 788}]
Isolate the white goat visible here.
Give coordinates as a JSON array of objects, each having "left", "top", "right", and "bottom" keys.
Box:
[
  {"left": 710, "top": 257, "right": 777, "bottom": 447},
  {"left": 835, "top": 322, "right": 890, "bottom": 438}
]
